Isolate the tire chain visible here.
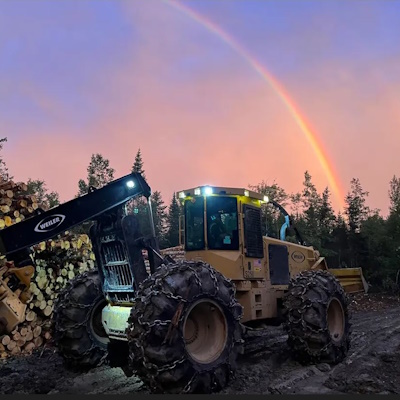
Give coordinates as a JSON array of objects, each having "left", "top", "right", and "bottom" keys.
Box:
[
  {"left": 282, "top": 269, "right": 351, "bottom": 363},
  {"left": 52, "top": 270, "right": 109, "bottom": 366},
  {"left": 127, "top": 259, "right": 244, "bottom": 394}
]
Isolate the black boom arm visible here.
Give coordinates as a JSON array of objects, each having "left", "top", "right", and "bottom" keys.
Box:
[{"left": 0, "top": 172, "right": 151, "bottom": 258}]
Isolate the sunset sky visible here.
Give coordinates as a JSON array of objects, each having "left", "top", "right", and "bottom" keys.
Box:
[{"left": 1, "top": 0, "right": 399, "bottom": 215}]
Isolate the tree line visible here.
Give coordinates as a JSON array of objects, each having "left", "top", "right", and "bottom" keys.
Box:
[{"left": 1, "top": 136, "right": 399, "bottom": 291}]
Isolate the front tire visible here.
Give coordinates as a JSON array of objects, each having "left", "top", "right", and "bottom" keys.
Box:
[
  {"left": 52, "top": 269, "right": 109, "bottom": 369},
  {"left": 126, "top": 260, "right": 244, "bottom": 394},
  {"left": 283, "top": 269, "right": 351, "bottom": 365}
]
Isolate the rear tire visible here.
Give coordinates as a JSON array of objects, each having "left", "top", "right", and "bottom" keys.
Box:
[
  {"left": 126, "top": 260, "right": 244, "bottom": 394},
  {"left": 52, "top": 269, "right": 109, "bottom": 369},
  {"left": 283, "top": 269, "right": 351, "bottom": 365}
]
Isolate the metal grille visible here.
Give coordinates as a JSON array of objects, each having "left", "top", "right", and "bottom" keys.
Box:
[
  {"left": 243, "top": 205, "right": 264, "bottom": 258},
  {"left": 100, "top": 239, "right": 134, "bottom": 291}
]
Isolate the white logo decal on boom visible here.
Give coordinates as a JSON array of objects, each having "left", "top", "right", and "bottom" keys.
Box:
[{"left": 34, "top": 214, "right": 66, "bottom": 233}]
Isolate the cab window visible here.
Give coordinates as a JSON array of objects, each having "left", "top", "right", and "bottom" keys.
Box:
[
  {"left": 206, "top": 196, "right": 239, "bottom": 250},
  {"left": 184, "top": 197, "right": 205, "bottom": 251}
]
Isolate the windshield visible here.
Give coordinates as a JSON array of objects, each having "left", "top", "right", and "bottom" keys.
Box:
[
  {"left": 206, "top": 196, "right": 239, "bottom": 250},
  {"left": 184, "top": 197, "right": 205, "bottom": 251}
]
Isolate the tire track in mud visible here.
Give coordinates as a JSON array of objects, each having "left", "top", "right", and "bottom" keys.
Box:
[
  {"left": 2, "top": 305, "right": 400, "bottom": 394},
  {"left": 222, "top": 306, "right": 400, "bottom": 394}
]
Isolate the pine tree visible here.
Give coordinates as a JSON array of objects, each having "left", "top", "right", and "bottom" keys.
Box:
[
  {"left": 26, "top": 179, "right": 60, "bottom": 209},
  {"left": 165, "top": 192, "right": 181, "bottom": 247},
  {"left": 344, "top": 178, "right": 370, "bottom": 267},
  {"left": 151, "top": 191, "right": 168, "bottom": 245},
  {"left": 0, "top": 137, "right": 12, "bottom": 180},
  {"left": 389, "top": 175, "right": 400, "bottom": 215},
  {"left": 317, "top": 187, "right": 337, "bottom": 258},
  {"left": 301, "top": 171, "right": 322, "bottom": 248},
  {"left": 345, "top": 178, "right": 370, "bottom": 234},
  {"left": 331, "top": 212, "right": 350, "bottom": 268},
  {"left": 77, "top": 153, "right": 115, "bottom": 196},
  {"left": 127, "top": 149, "right": 150, "bottom": 234},
  {"left": 132, "top": 148, "right": 146, "bottom": 179}
]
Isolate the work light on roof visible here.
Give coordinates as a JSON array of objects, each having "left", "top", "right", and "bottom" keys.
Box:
[
  {"left": 263, "top": 195, "right": 269, "bottom": 202},
  {"left": 194, "top": 188, "right": 201, "bottom": 195},
  {"left": 179, "top": 191, "right": 185, "bottom": 199},
  {"left": 244, "top": 190, "right": 249, "bottom": 197},
  {"left": 203, "top": 186, "right": 213, "bottom": 196}
]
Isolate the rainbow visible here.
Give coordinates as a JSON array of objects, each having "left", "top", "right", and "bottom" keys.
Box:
[{"left": 164, "top": 0, "right": 345, "bottom": 210}]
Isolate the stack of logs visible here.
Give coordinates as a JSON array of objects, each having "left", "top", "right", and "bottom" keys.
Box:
[
  {"left": 0, "top": 180, "right": 38, "bottom": 228},
  {"left": 0, "top": 233, "right": 96, "bottom": 359},
  {"left": 0, "top": 178, "right": 96, "bottom": 359}
]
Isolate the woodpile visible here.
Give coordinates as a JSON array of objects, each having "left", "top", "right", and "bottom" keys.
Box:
[
  {"left": 0, "top": 179, "right": 39, "bottom": 228},
  {"left": 0, "top": 233, "right": 96, "bottom": 359},
  {"left": 0, "top": 178, "right": 96, "bottom": 359},
  {"left": 0, "top": 232, "right": 96, "bottom": 359}
]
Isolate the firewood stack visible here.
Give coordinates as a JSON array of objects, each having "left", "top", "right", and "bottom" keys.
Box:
[
  {"left": 0, "top": 180, "right": 39, "bottom": 228},
  {"left": 0, "top": 178, "right": 97, "bottom": 359}
]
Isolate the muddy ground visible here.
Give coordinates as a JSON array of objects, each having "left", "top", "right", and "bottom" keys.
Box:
[{"left": 1, "top": 292, "right": 400, "bottom": 395}]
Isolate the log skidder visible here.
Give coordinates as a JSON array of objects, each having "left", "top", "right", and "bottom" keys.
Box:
[
  {"left": 52, "top": 269, "right": 109, "bottom": 369},
  {"left": 283, "top": 269, "right": 351, "bottom": 365},
  {"left": 126, "top": 260, "right": 245, "bottom": 394}
]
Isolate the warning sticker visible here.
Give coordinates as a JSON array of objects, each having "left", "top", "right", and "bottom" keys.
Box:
[{"left": 253, "top": 259, "right": 262, "bottom": 267}]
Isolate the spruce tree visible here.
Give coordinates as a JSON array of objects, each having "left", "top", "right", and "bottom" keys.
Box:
[
  {"left": 77, "top": 153, "right": 115, "bottom": 196},
  {"left": 151, "top": 191, "right": 168, "bottom": 245},
  {"left": 344, "top": 178, "right": 370, "bottom": 267},
  {"left": 165, "top": 192, "right": 181, "bottom": 247}
]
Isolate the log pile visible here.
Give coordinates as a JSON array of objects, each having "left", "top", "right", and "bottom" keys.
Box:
[
  {"left": 0, "top": 233, "right": 96, "bottom": 359},
  {"left": 0, "top": 179, "right": 39, "bottom": 228},
  {"left": 0, "top": 178, "right": 97, "bottom": 359}
]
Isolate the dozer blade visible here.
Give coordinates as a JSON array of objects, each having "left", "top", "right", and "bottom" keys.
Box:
[{"left": 328, "top": 267, "right": 369, "bottom": 294}]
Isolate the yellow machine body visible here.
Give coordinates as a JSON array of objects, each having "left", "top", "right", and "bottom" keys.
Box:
[
  {"left": 0, "top": 263, "right": 34, "bottom": 334},
  {"left": 177, "top": 185, "right": 367, "bottom": 324}
]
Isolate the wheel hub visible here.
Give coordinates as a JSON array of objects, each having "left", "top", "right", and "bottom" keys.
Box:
[
  {"left": 183, "top": 299, "right": 228, "bottom": 364},
  {"left": 89, "top": 299, "right": 109, "bottom": 345},
  {"left": 327, "top": 297, "right": 345, "bottom": 343}
]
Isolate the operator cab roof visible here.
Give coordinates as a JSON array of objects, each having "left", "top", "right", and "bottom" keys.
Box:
[{"left": 177, "top": 185, "right": 269, "bottom": 203}]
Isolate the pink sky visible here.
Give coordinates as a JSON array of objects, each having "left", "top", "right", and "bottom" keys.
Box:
[{"left": 2, "top": 1, "right": 400, "bottom": 216}]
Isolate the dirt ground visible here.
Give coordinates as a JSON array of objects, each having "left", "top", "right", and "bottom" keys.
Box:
[{"left": 1, "top": 292, "right": 400, "bottom": 395}]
